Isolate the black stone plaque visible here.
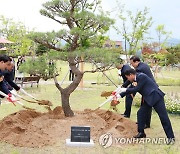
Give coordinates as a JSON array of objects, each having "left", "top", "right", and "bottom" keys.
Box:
[{"left": 71, "top": 126, "right": 90, "bottom": 142}]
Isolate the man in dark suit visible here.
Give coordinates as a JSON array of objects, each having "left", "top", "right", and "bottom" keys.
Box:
[
  {"left": 3, "top": 61, "right": 20, "bottom": 91},
  {"left": 120, "top": 69, "right": 175, "bottom": 143},
  {"left": 0, "top": 55, "right": 12, "bottom": 95},
  {"left": 0, "top": 55, "right": 18, "bottom": 104},
  {"left": 130, "top": 56, "right": 155, "bottom": 82},
  {"left": 130, "top": 56, "right": 155, "bottom": 128},
  {"left": 116, "top": 64, "right": 135, "bottom": 118}
]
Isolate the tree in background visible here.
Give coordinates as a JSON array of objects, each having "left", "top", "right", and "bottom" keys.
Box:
[
  {"left": 116, "top": 6, "right": 153, "bottom": 55},
  {"left": 36, "top": 44, "right": 50, "bottom": 55},
  {"left": 155, "top": 24, "right": 172, "bottom": 51},
  {"left": 142, "top": 44, "right": 180, "bottom": 78},
  {"left": 30, "top": 0, "right": 116, "bottom": 116},
  {"left": 0, "top": 15, "right": 34, "bottom": 56},
  {"left": 166, "top": 44, "right": 180, "bottom": 65},
  {"left": 19, "top": 55, "right": 58, "bottom": 81}
]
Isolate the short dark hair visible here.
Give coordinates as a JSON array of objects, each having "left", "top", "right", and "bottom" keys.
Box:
[
  {"left": 124, "top": 68, "right": 136, "bottom": 76},
  {"left": 130, "top": 56, "right": 141, "bottom": 62},
  {"left": 0, "top": 55, "right": 11, "bottom": 62}
]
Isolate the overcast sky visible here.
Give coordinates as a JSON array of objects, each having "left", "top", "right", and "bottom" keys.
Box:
[{"left": 0, "top": 0, "right": 179, "bottom": 41}]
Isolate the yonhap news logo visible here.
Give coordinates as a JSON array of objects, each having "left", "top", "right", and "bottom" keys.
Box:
[
  {"left": 99, "top": 133, "right": 175, "bottom": 148},
  {"left": 99, "top": 133, "right": 113, "bottom": 148}
]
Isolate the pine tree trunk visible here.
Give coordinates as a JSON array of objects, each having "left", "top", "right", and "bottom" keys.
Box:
[
  {"left": 54, "top": 56, "right": 83, "bottom": 117},
  {"left": 61, "top": 89, "right": 74, "bottom": 117}
]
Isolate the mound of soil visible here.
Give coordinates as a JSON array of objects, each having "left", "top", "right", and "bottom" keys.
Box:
[{"left": 0, "top": 107, "right": 137, "bottom": 147}]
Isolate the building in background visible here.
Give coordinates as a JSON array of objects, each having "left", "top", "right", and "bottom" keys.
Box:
[
  {"left": 104, "top": 40, "right": 122, "bottom": 48},
  {"left": 0, "top": 38, "right": 14, "bottom": 54}
]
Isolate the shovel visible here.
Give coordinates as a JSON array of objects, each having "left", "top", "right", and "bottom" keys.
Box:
[
  {"left": 20, "top": 89, "right": 38, "bottom": 100},
  {"left": 0, "top": 91, "right": 35, "bottom": 110},
  {"left": 93, "top": 95, "right": 115, "bottom": 112},
  {"left": 84, "top": 87, "right": 125, "bottom": 114},
  {"left": 19, "top": 89, "right": 53, "bottom": 106},
  {"left": 11, "top": 90, "right": 52, "bottom": 106}
]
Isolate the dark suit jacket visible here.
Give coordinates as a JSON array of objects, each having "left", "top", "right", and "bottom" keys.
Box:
[
  {"left": 3, "top": 70, "right": 20, "bottom": 91},
  {"left": 0, "top": 70, "right": 11, "bottom": 97},
  {"left": 136, "top": 62, "right": 155, "bottom": 82},
  {"left": 121, "top": 73, "right": 165, "bottom": 107},
  {"left": 122, "top": 62, "right": 155, "bottom": 88},
  {"left": 121, "top": 64, "right": 131, "bottom": 83}
]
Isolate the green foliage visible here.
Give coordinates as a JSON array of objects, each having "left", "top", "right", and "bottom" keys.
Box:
[
  {"left": 36, "top": 44, "right": 50, "bottom": 55},
  {"left": 117, "top": 7, "right": 153, "bottom": 54},
  {"left": 19, "top": 56, "right": 58, "bottom": 81},
  {"left": 156, "top": 24, "right": 172, "bottom": 50},
  {"left": 86, "top": 35, "right": 110, "bottom": 48},
  {"left": 46, "top": 50, "right": 69, "bottom": 61},
  {"left": 133, "top": 95, "right": 141, "bottom": 107},
  {"left": 149, "top": 53, "right": 167, "bottom": 66},
  {"left": 166, "top": 44, "right": 180, "bottom": 65},
  {"left": 143, "top": 44, "right": 180, "bottom": 66},
  {"left": 165, "top": 97, "right": 180, "bottom": 114},
  {"left": 31, "top": 0, "right": 114, "bottom": 52},
  {"left": 82, "top": 47, "right": 121, "bottom": 65},
  {"left": 0, "top": 51, "right": 6, "bottom": 55},
  {"left": 47, "top": 47, "right": 121, "bottom": 66},
  {"left": 0, "top": 15, "right": 34, "bottom": 56},
  {"left": 133, "top": 95, "right": 180, "bottom": 114}
]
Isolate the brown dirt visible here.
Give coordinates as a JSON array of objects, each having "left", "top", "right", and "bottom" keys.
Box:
[
  {"left": 0, "top": 107, "right": 137, "bottom": 148},
  {"left": 37, "top": 100, "right": 53, "bottom": 106},
  {"left": 101, "top": 91, "right": 113, "bottom": 97}
]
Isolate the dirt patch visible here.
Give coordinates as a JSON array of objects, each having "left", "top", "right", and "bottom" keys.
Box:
[
  {"left": 37, "top": 100, "right": 53, "bottom": 106},
  {"left": 101, "top": 91, "right": 113, "bottom": 97},
  {"left": 0, "top": 107, "right": 137, "bottom": 148}
]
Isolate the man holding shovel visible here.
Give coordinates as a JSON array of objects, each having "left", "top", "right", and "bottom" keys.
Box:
[
  {"left": 3, "top": 59, "right": 38, "bottom": 100},
  {"left": 3, "top": 60, "right": 21, "bottom": 91},
  {"left": 0, "top": 55, "right": 18, "bottom": 104},
  {"left": 120, "top": 69, "right": 175, "bottom": 144},
  {"left": 116, "top": 63, "right": 135, "bottom": 118},
  {"left": 129, "top": 56, "right": 156, "bottom": 129}
]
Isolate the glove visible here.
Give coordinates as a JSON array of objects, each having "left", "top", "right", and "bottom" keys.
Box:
[
  {"left": 116, "top": 93, "right": 121, "bottom": 99},
  {"left": 7, "top": 94, "right": 17, "bottom": 106},
  {"left": 10, "top": 90, "right": 17, "bottom": 96},
  {"left": 120, "top": 88, "right": 127, "bottom": 93}
]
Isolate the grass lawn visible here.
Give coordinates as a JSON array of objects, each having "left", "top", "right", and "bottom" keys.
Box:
[
  {"left": 0, "top": 83, "right": 179, "bottom": 154},
  {"left": 0, "top": 60, "right": 179, "bottom": 153},
  {"left": 55, "top": 60, "right": 180, "bottom": 86}
]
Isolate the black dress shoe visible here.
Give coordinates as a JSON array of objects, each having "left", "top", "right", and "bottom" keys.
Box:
[
  {"left": 144, "top": 125, "right": 150, "bottom": 129},
  {"left": 133, "top": 132, "right": 146, "bottom": 138}
]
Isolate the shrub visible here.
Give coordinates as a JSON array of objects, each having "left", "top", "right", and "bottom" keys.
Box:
[
  {"left": 165, "top": 97, "right": 180, "bottom": 115},
  {"left": 133, "top": 95, "right": 180, "bottom": 115},
  {"left": 133, "top": 95, "right": 141, "bottom": 107},
  {"left": 19, "top": 56, "right": 59, "bottom": 80}
]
